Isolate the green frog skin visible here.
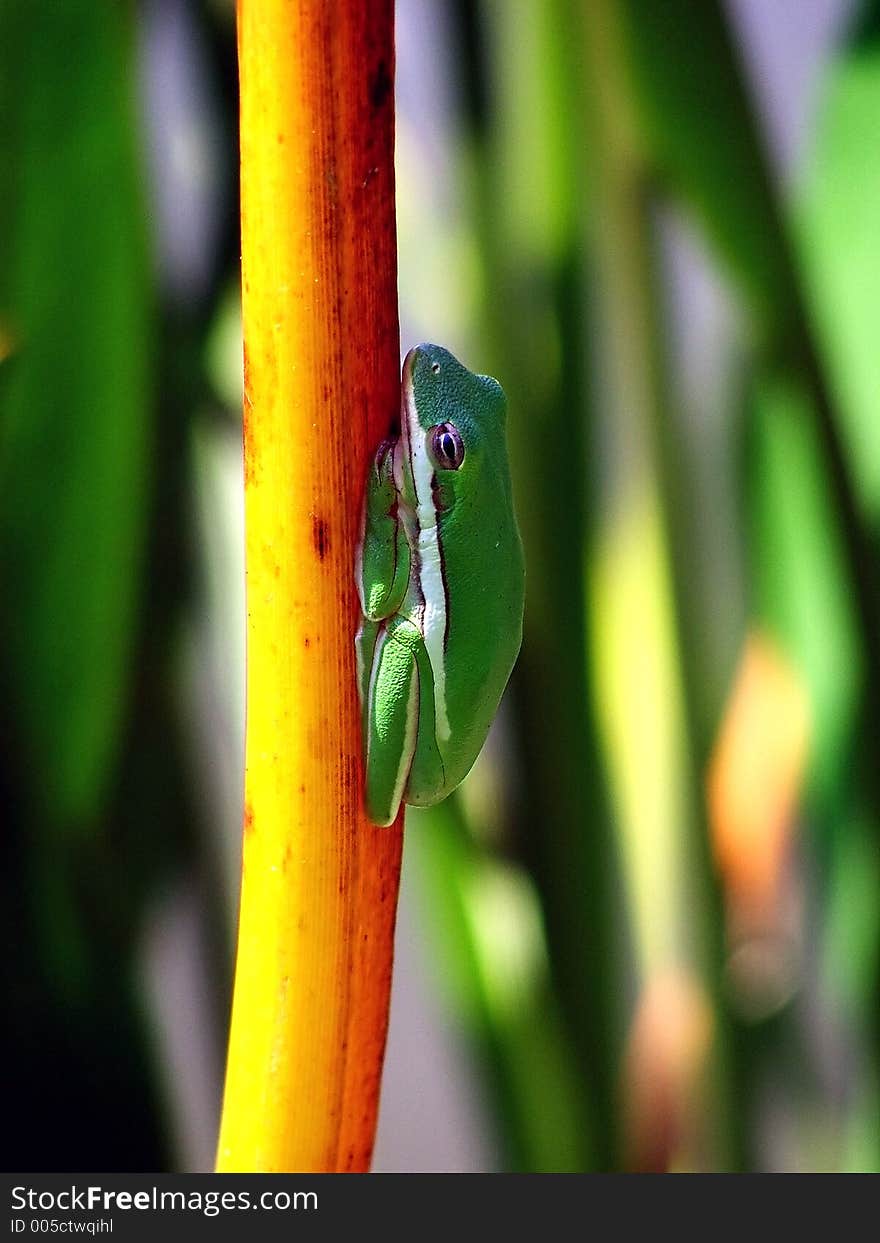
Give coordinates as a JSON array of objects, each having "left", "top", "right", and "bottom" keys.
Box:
[{"left": 355, "top": 343, "right": 525, "bottom": 826}]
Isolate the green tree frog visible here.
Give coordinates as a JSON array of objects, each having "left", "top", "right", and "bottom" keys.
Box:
[{"left": 355, "top": 343, "right": 525, "bottom": 826}]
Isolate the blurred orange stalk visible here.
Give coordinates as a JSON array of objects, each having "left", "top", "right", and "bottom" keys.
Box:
[
  {"left": 216, "top": 0, "right": 403, "bottom": 1172},
  {"left": 707, "top": 631, "right": 810, "bottom": 923}
]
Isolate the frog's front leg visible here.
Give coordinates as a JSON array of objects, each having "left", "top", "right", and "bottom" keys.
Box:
[
  {"left": 356, "top": 437, "right": 410, "bottom": 623},
  {"left": 361, "top": 617, "right": 445, "bottom": 826}
]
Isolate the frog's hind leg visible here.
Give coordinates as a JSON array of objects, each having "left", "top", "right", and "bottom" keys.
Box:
[
  {"left": 363, "top": 625, "right": 420, "bottom": 827},
  {"left": 403, "top": 635, "right": 445, "bottom": 806}
]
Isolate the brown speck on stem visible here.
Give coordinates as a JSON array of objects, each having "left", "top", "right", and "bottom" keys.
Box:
[
  {"left": 312, "top": 515, "right": 331, "bottom": 561},
  {"left": 369, "top": 58, "right": 391, "bottom": 110}
]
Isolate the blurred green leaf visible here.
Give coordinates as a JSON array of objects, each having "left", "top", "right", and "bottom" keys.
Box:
[
  {"left": 798, "top": 24, "right": 880, "bottom": 526},
  {"left": 823, "top": 810, "right": 879, "bottom": 1014},
  {"left": 475, "top": 0, "right": 625, "bottom": 1168},
  {"left": 750, "top": 376, "right": 861, "bottom": 822},
  {"left": 0, "top": 1, "right": 153, "bottom": 830},
  {"left": 408, "top": 802, "right": 589, "bottom": 1172},
  {"left": 614, "top": 0, "right": 795, "bottom": 336},
  {"left": 610, "top": 0, "right": 880, "bottom": 702}
]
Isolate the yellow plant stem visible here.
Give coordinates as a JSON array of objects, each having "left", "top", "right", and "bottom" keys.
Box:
[{"left": 216, "top": 0, "right": 403, "bottom": 1173}]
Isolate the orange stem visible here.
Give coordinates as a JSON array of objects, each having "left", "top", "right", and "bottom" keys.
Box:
[{"left": 216, "top": 0, "right": 403, "bottom": 1173}]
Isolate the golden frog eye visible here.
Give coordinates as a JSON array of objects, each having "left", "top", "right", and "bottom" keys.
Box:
[{"left": 429, "top": 422, "right": 465, "bottom": 471}]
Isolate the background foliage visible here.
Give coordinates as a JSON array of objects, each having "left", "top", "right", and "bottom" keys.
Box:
[{"left": 1, "top": 0, "right": 877, "bottom": 1171}]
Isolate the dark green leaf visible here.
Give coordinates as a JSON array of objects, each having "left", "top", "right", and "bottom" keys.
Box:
[{"left": 0, "top": 2, "right": 153, "bottom": 830}]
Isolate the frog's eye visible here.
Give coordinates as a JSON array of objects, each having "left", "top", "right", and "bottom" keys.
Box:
[{"left": 429, "top": 422, "right": 465, "bottom": 471}]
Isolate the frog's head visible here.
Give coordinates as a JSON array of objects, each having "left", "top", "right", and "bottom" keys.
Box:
[{"left": 396, "top": 343, "right": 508, "bottom": 526}]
